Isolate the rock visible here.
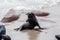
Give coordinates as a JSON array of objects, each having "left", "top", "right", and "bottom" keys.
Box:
[
  {"left": 31, "top": 10, "right": 49, "bottom": 17},
  {"left": 1, "top": 9, "right": 20, "bottom": 23}
]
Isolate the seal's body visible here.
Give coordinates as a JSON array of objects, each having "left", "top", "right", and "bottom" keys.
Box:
[
  {"left": 14, "top": 13, "right": 45, "bottom": 31},
  {"left": 0, "top": 25, "right": 11, "bottom": 40},
  {"left": 26, "top": 13, "right": 41, "bottom": 29}
]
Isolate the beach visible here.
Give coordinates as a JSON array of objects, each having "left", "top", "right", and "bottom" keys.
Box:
[{"left": 0, "top": 0, "right": 60, "bottom": 40}]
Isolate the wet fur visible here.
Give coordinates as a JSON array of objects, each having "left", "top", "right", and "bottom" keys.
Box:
[
  {"left": 26, "top": 13, "right": 41, "bottom": 29},
  {"left": 14, "top": 13, "right": 44, "bottom": 31}
]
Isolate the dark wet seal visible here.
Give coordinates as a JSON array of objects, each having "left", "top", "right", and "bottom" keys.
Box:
[
  {"left": 1, "top": 15, "right": 19, "bottom": 23},
  {"left": 55, "top": 35, "right": 60, "bottom": 40},
  {"left": 14, "top": 22, "right": 42, "bottom": 32},
  {"left": 14, "top": 13, "right": 46, "bottom": 31},
  {"left": 0, "top": 25, "right": 11, "bottom": 40},
  {"left": 14, "top": 22, "right": 31, "bottom": 31},
  {"left": 26, "top": 13, "right": 46, "bottom": 29},
  {"left": 31, "top": 10, "right": 49, "bottom": 17}
]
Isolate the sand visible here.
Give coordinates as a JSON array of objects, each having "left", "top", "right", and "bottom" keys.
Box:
[{"left": 0, "top": 0, "right": 60, "bottom": 40}]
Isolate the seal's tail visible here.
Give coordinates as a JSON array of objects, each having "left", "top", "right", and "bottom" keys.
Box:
[{"left": 14, "top": 28, "right": 20, "bottom": 31}]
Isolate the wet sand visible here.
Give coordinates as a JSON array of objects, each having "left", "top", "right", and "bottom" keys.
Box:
[{"left": 0, "top": 1, "right": 60, "bottom": 40}]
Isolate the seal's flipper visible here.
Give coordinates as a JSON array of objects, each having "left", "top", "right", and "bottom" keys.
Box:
[
  {"left": 14, "top": 27, "right": 24, "bottom": 31},
  {"left": 39, "top": 28, "right": 47, "bottom": 30},
  {"left": 14, "top": 26, "right": 23, "bottom": 31},
  {"left": 20, "top": 27, "right": 24, "bottom": 31},
  {"left": 14, "top": 28, "right": 20, "bottom": 31}
]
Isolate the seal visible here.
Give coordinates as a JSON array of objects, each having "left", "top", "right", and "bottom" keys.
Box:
[
  {"left": 0, "top": 25, "right": 11, "bottom": 40},
  {"left": 26, "top": 13, "right": 45, "bottom": 29},
  {"left": 14, "top": 13, "right": 45, "bottom": 31}
]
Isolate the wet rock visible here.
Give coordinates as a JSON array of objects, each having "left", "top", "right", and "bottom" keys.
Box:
[
  {"left": 55, "top": 35, "right": 60, "bottom": 40},
  {"left": 1, "top": 9, "right": 20, "bottom": 23},
  {"left": 31, "top": 10, "right": 49, "bottom": 17}
]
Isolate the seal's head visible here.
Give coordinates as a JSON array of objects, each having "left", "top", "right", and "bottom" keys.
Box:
[{"left": 26, "top": 12, "right": 35, "bottom": 19}]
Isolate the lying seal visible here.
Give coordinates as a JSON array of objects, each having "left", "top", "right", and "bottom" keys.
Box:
[
  {"left": 55, "top": 35, "right": 60, "bottom": 40},
  {"left": 0, "top": 25, "right": 11, "bottom": 40}
]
